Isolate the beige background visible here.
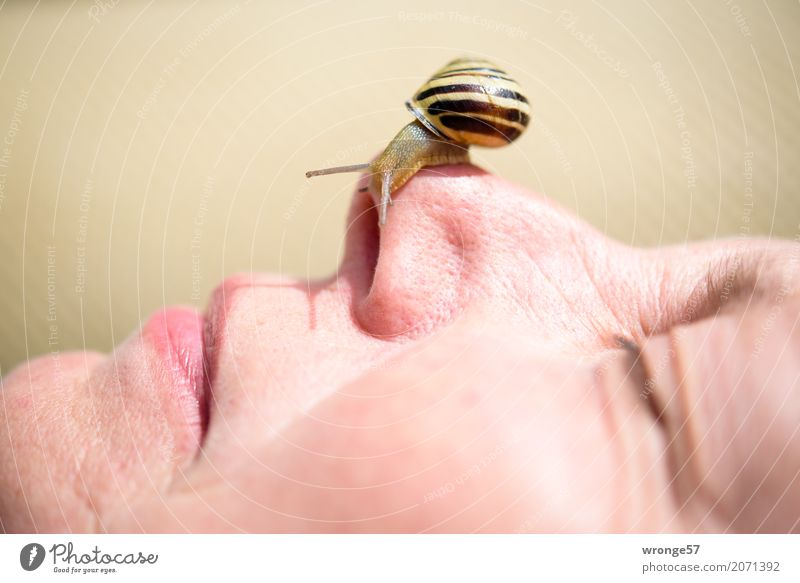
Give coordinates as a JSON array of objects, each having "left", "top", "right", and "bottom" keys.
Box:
[{"left": 0, "top": 0, "right": 798, "bottom": 374}]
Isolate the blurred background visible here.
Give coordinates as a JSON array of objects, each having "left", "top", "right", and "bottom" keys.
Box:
[{"left": 0, "top": 0, "right": 798, "bottom": 373}]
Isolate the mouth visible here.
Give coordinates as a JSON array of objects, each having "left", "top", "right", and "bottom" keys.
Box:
[{"left": 143, "top": 307, "right": 210, "bottom": 443}]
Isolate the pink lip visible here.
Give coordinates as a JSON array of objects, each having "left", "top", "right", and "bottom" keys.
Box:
[{"left": 143, "top": 307, "right": 209, "bottom": 438}]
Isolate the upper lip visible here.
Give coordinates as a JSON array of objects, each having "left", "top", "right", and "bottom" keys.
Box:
[{"left": 140, "top": 307, "right": 211, "bottom": 448}]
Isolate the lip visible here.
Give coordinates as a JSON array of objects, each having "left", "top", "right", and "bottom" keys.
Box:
[{"left": 143, "top": 307, "right": 209, "bottom": 440}]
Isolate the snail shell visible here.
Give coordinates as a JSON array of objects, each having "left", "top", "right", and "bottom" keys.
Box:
[
  {"left": 406, "top": 58, "right": 530, "bottom": 147},
  {"left": 306, "top": 57, "right": 530, "bottom": 226}
]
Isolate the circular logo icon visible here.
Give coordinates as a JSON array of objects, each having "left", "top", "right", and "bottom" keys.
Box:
[{"left": 20, "top": 543, "right": 46, "bottom": 571}]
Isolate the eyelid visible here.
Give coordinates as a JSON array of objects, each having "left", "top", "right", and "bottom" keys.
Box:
[{"left": 614, "top": 335, "right": 664, "bottom": 425}]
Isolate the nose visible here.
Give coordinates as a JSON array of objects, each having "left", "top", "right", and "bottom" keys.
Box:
[
  {"left": 347, "top": 164, "right": 517, "bottom": 339},
  {"left": 343, "top": 163, "right": 635, "bottom": 350}
]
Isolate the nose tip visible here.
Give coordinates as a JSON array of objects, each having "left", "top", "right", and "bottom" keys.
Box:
[{"left": 349, "top": 164, "right": 495, "bottom": 339}]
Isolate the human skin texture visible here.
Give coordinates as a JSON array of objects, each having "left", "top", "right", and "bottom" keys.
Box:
[{"left": 1, "top": 165, "right": 799, "bottom": 533}]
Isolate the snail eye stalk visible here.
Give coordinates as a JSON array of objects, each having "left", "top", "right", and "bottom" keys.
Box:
[{"left": 305, "top": 162, "right": 370, "bottom": 178}]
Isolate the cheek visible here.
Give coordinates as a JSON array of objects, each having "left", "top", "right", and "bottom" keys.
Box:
[{"left": 0, "top": 351, "right": 104, "bottom": 532}]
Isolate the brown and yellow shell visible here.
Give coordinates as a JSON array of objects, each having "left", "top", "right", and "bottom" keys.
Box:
[{"left": 405, "top": 58, "right": 531, "bottom": 148}]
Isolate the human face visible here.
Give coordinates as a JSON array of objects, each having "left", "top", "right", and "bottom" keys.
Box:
[{"left": 2, "top": 165, "right": 798, "bottom": 533}]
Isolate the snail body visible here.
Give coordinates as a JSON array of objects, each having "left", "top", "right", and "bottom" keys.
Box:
[{"left": 306, "top": 58, "right": 530, "bottom": 226}]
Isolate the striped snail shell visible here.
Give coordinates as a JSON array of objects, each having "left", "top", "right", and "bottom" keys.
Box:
[
  {"left": 406, "top": 58, "right": 531, "bottom": 148},
  {"left": 306, "top": 57, "right": 530, "bottom": 226}
]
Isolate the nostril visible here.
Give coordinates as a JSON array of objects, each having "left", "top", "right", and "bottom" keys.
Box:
[
  {"left": 341, "top": 186, "right": 381, "bottom": 299},
  {"left": 355, "top": 195, "right": 469, "bottom": 340}
]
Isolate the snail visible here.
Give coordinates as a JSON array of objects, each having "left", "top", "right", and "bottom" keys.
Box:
[{"left": 305, "top": 57, "right": 530, "bottom": 226}]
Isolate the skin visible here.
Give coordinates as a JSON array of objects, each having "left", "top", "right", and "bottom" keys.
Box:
[{"left": 1, "top": 165, "right": 799, "bottom": 533}]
